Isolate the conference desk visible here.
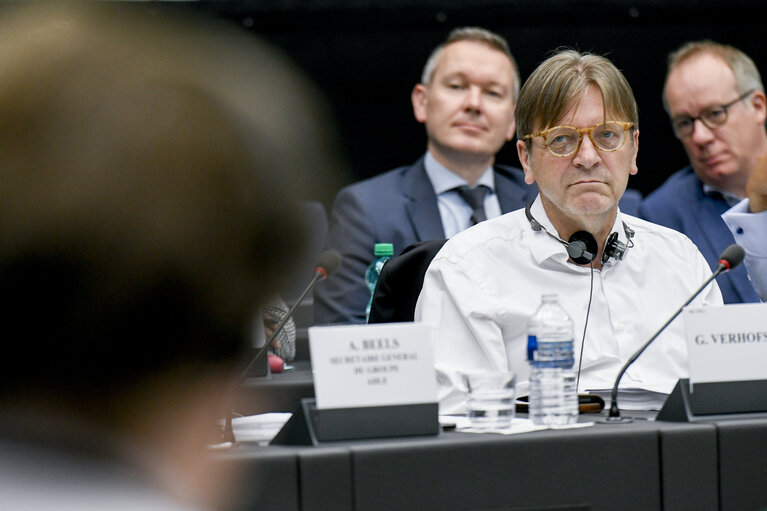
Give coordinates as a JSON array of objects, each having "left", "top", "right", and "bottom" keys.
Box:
[
  {"left": 234, "top": 360, "right": 315, "bottom": 416},
  {"left": 219, "top": 365, "right": 767, "bottom": 511}
]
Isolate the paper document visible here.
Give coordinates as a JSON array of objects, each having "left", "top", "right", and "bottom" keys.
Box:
[
  {"left": 231, "top": 413, "right": 292, "bottom": 444},
  {"left": 441, "top": 415, "right": 593, "bottom": 436}
]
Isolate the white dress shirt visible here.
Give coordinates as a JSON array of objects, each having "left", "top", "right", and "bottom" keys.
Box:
[
  {"left": 722, "top": 198, "right": 767, "bottom": 301},
  {"left": 415, "top": 196, "right": 723, "bottom": 414},
  {"left": 423, "top": 151, "right": 502, "bottom": 238}
]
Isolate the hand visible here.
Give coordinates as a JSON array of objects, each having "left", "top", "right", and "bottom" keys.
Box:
[
  {"left": 263, "top": 313, "right": 281, "bottom": 351},
  {"left": 746, "top": 152, "right": 767, "bottom": 213}
]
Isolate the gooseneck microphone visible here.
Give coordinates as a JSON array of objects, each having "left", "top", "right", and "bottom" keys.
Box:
[
  {"left": 239, "top": 249, "right": 341, "bottom": 380},
  {"left": 221, "top": 249, "right": 342, "bottom": 443},
  {"left": 604, "top": 244, "right": 745, "bottom": 423}
]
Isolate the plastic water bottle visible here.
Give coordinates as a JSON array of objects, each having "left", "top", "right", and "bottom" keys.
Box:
[
  {"left": 527, "top": 294, "right": 578, "bottom": 426},
  {"left": 365, "top": 243, "right": 393, "bottom": 322}
]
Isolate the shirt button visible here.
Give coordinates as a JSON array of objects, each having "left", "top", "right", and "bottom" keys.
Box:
[{"left": 737, "top": 227, "right": 744, "bottom": 235}]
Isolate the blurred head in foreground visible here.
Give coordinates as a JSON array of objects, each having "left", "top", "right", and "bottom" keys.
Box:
[{"left": 0, "top": 3, "right": 341, "bottom": 509}]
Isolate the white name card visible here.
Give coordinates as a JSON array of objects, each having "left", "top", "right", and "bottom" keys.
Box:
[
  {"left": 308, "top": 322, "right": 437, "bottom": 410},
  {"left": 683, "top": 303, "right": 767, "bottom": 384}
]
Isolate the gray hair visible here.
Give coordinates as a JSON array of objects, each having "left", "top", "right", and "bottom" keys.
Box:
[{"left": 663, "top": 40, "right": 764, "bottom": 112}]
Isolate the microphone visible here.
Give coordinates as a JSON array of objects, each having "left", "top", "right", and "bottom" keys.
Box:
[
  {"left": 603, "top": 244, "right": 744, "bottom": 423},
  {"left": 220, "top": 249, "right": 341, "bottom": 443},
  {"left": 268, "top": 353, "right": 286, "bottom": 373},
  {"left": 717, "top": 243, "right": 745, "bottom": 271},
  {"left": 237, "top": 249, "right": 341, "bottom": 380}
]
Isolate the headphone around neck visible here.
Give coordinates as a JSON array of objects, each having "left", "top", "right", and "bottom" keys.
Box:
[{"left": 524, "top": 201, "right": 635, "bottom": 265}]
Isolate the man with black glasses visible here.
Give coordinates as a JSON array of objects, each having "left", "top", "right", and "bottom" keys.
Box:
[
  {"left": 415, "top": 49, "right": 721, "bottom": 414},
  {"left": 640, "top": 41, "right": 767, "bottom": 304}
]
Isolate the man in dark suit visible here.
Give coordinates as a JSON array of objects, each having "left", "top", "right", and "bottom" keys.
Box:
[
  {"left": 640, "top": 41, "right": 766, "bottom": 303},
  {"left": 315, "top": 27, "right": 537, "bottom": 325}
]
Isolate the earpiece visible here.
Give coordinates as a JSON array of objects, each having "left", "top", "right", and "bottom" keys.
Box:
[
  {"left": 525, "top": 201, "right": 634, "bottom": 265},
  {"left": 525, "top": 201, "right": 542, "bottom": 231},
  {"left": 603, "top": 232, "right": 625, "bottom": 263},
  {"left": 567, "top": 231, "right": 598, "bottom": 265},
  {"left": 528, "top": 215, "right": 542, "bottom": 231}
]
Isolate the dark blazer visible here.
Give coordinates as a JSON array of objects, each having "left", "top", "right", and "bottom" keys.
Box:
[
  {"left": 314, "top": 157, "right": 537, "bottom": 325},
  {"left": 639, "top": 166, "right": 759, "bottom": 304}
]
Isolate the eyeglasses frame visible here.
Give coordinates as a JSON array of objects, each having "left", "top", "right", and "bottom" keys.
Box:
[
  {"left": 671, "top": 89, "right": 755, "bottom": 139},
  {"left": 523, "top": 121, "right": 634, "bottom": 158}
]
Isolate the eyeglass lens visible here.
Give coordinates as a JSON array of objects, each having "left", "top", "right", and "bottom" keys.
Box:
[
  {"left": 672, "top": 90, "right": 753, "bottom": 137},
  {"left": 547, "top": 122, "right": 626, "bottom": 156},
  {"left": 673, "top": 107, "right": 728, "bottom": 136}
]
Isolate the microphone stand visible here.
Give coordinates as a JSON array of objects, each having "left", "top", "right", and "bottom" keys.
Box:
[
  {"left": 220, "top": 268, "right": 329, "bottom": 443},
  {"left": 604, "top": 262, "right": 729, "bottom": 423}
]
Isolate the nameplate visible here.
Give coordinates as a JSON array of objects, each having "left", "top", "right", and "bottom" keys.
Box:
[
  {"left": 683, "top": 303, "right": 767, "bottom": 384},
  {"left": 308, "top": 322, "right": 437, "bottom": 410}
]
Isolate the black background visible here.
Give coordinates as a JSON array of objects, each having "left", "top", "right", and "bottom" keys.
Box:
[{"left": 184, "top": 1, "right": 767, "bottom": 204}]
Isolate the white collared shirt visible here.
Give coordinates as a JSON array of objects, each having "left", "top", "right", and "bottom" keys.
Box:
[
  {"left": 415, "top": 196, "right": 723, "bottom": 413},
  {"left": 722, "top": 198, "right": 767, "bottom": 301},
  {"left": 423, "top": 152, "right": 502, "bottom": 238}
]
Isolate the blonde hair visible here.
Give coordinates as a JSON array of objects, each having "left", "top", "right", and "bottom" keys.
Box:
[
  {"left": 421, "top": 26, "right": 520, "bottom": 101},
  {"left": 516, "top": 49, "right": 638, "bottom": 144}
]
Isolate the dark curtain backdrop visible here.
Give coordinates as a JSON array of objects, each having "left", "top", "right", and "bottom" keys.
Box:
[{"left": 188, "top": 0, "right": 767, "bottom": 204}]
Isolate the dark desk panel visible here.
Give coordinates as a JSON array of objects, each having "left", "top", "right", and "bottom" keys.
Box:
[
  {"left": 298, "top": 447, "right": 354, "bottom": 511},
  {"left": 659, "top": 423, "right": 718, "bottom": 511},
  {"left": 348, "top": 421, "right": 716, "bottom": 511},
  {"left": 220, "top": 444, "right": 352, "bottom": 511},
  {"left": 216, "top": 418, "right": 719, "bottom": 511},
  {"left": 219, "top": 448, "right": 300, "bottom": 511},
  {"left": 715, "top": 418, "right": 767, "bottom": 511}
]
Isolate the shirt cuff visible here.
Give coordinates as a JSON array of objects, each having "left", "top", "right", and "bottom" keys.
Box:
[{"left": 722, "top": 198, "right": 767, "bottom": 257}]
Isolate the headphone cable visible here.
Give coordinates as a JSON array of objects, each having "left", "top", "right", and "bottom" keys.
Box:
[{"left": 575, "top": 261, "right": 594, "bottom": 393}]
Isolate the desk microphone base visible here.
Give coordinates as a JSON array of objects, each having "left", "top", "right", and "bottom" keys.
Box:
[{"left": 599, "top": 415, "right": 634, "bottom": 424}]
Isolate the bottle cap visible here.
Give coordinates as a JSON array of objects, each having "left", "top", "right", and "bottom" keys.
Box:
[{"left": 374, "top": 243, "right": 394, "bottom": 256}]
